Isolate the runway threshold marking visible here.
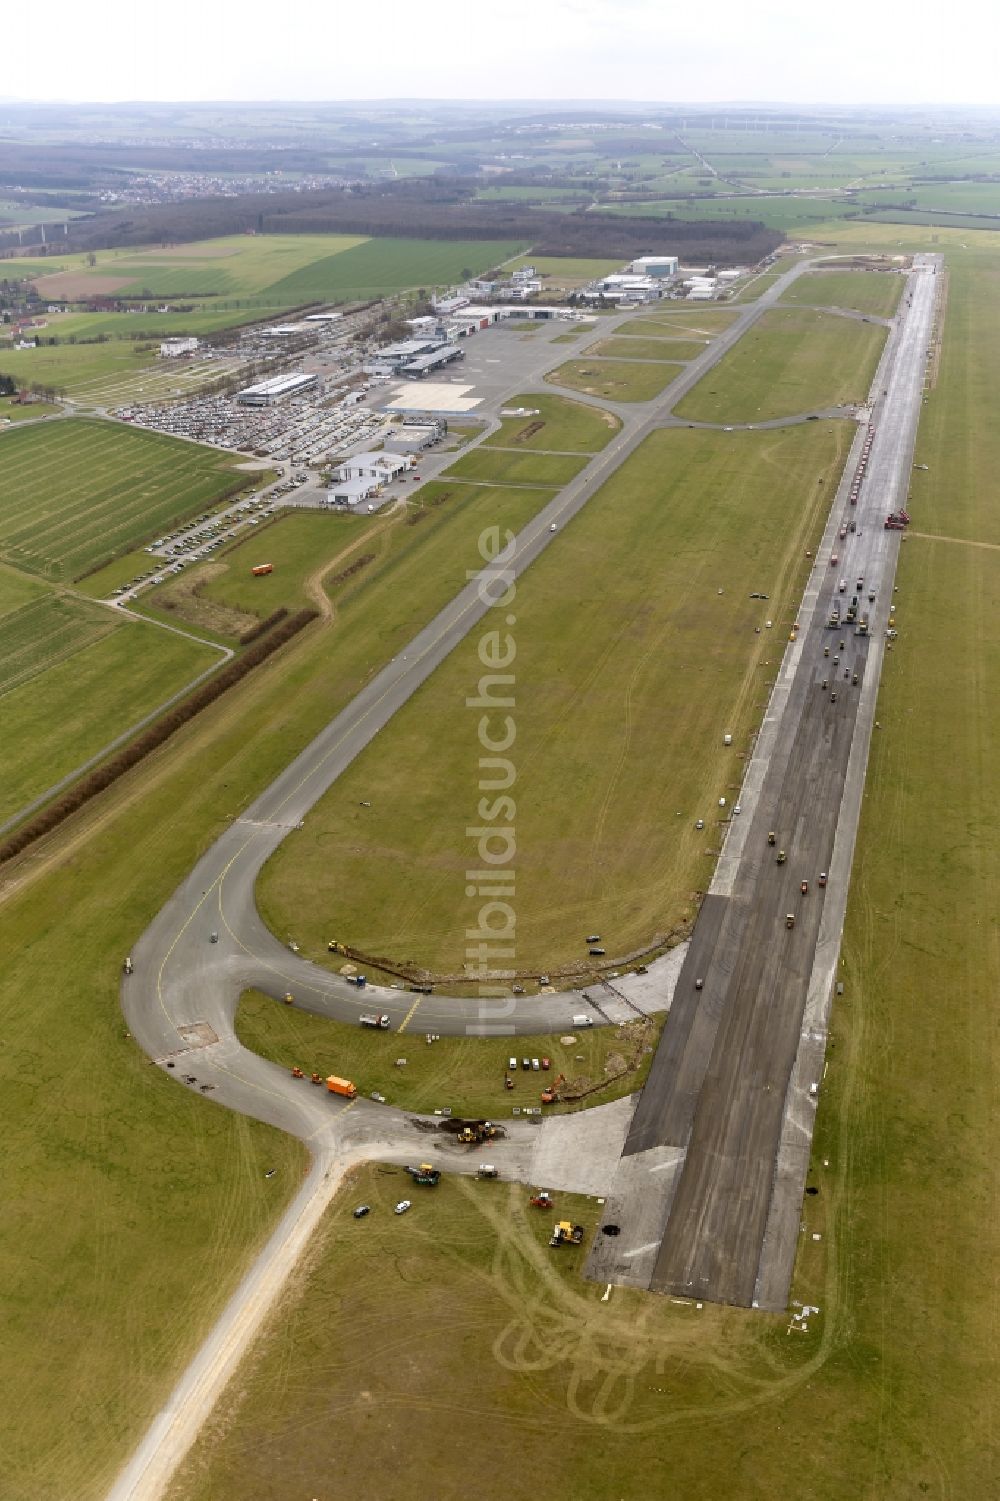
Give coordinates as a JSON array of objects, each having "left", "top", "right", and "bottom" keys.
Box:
[{"left": 397, "top": 997, "right": 423, "bottom": 1034}]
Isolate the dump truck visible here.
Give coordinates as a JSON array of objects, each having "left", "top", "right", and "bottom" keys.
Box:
[
  {"left": 326, "top": 1076, "right": 358, "bottom": 1099},
  {"left": 405, "top": 1163, "right": 440, "bottom": 1186},
  {"left": 550, "top": 1221, "right": 585, "bottom": 1247},
  {"left": 360, "top": 1012, "right": 390, "bottom": 1029},
  {"left": 786, "top": 913, "right": 796, "bottom": 930},
  {"left": 776, "top": 849, "right": 787, "bottom": 865},
  {"left": 251, "top": 563, "right": 273, "bottom": 576},
  {"left": 478, "top": 1164, "right": 499, "bottom": 1179},
  {"left": 123, "top": 956, "right": 133, "bottom": 975}
]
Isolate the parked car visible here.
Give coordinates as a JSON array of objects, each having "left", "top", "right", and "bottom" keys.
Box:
[
  {"left": 394, "top": 1200, "right": 411, "bottom": 1215},
  {"left": 353, "top": 1205, "right": 371, "bottom": 1219}
]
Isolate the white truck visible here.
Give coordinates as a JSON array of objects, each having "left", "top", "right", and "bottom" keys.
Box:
[{"left": 360, "top": 1013, "right": 391, "bottom": 1030}]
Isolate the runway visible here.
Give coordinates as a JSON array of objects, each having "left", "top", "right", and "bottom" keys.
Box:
[{"left": 587, "top": 255, "right": 940, "bottom": 1308}]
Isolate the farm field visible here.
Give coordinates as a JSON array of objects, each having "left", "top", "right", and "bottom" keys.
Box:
[
  {"left": 585, "top": 335, "right": 708, "bottom": 360},
  {"left": 237, "top": 991, "right": 661, "bottom": 1120},
  {"left": 259, "top": 422, "right": 850, "bottom": 976},
  {"left": 507, "top": 255, "right": 624, "bottom": 286},
  {"left": 1, "top": 618, "right": 220, "bottom": 824},
  {"left": 441, "top": 446, "right": 587, "bottom": 487},
  {"left": 599, "top": 193, "right": 857, "bottom": 231},
  {"left": 546, "top": 357, "right": 682, "bottom": 401},
  {"left": 0, "top": 337, "right": 233, "bottom": 404},
  {"left": 483, "top": 392, "right": 621, "bottom": 452},
  {"left": 675, "top": 307, "right": 887, "bottom": 423},
  {"left": 779, "top": 269, "right": 903, "bottom": 317},
  {"left": 0, "top": 419, "right": 248, "bottom": 581},
  {"left": 0, "top": 563, "right": 49, "bottom": 619},
  {"left": 0, "top": 467, "right": 567, "bottom": 1497},
  {"left": 0, "top": 593, "right": 116, "bottom": 697},
  {"left": 263, "top": 236, "right": 524, "bottom": 303}
]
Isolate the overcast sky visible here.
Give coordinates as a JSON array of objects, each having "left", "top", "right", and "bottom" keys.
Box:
[{"left": 7, "top": 0, "right": 1000, "bottom": 107}]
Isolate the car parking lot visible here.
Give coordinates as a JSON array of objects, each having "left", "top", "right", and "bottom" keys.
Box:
[{"left": 112, "top": 392, "right": 389, "bottom": 467}]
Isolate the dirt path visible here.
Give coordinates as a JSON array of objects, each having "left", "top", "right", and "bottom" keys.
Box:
[
  {"left": 302, "top": 501, "right": 406, "bottom": 621},
  {"left": 907, "top": 530, "right": 1000, "bottom": 553}
]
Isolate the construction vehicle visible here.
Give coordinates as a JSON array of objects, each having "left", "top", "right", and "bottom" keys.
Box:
[
  {"left": 457, "top": 1120, "right": 504, "bottom": 1144},
  {"left": 326, "top": 1076, "right": 357, "bottom": 1099},
  {"left": 776, "top": 849, "right": 787, "bottom": 865},
  {"left": 852, "top": 672, "right": 859, "bottom": 685},
  {"left": 504, "top": 1074, "right": 514, "bottom": 1090},
  {"left": 291, "top": 1066, "right": 305, "bottom": 1079},
  {"left": 695, "top": 977, "right": 704, "bottom": 990},
  {"left": 530, "top": 1192, "right": 554, "bottom": 1209},
  {"left": 786, "top": 913, "right": 796, "bottom": 930},
  {"left": 359, "top": 1012, "right": 389, "bottom": 1028},
  {"left": 123, "top": 956, "right": 133, "bottom": 975},
  {"left": 328, "top": 940, "right": 346, "bottom": 954},
  {"left": 283, "top": 992, "right": 294, "bottom": 1005},
  {"left": 310, "top": 1072, "right": 323, "bottom": 1085},
  {"left": 550, "top": 1221, "right": 585, "bottom": 1247},
  {"left": 251, "top": 563, "right": 273, "bottom": 576},
  {"left": 351, "top": 975, "right": 367, "bottom": 989},
  {"left": 818, "top": 872, "right": 828, "bottom": 887},
  {"left": 405, "top": 1163, "right": 440, "bottom": 1186},
  {"left": 801, "top": 880, "right": 809, "bottom": 895},
  {"left": 856, "top": 616, "right": 869, "bottom": 637},
  {"left": 541, "top": 1074, "right": 566, "bottom": 1106},
  {"left": 478, "top": 1164, "right": 499, "bottom": 1179},
  {"left": 767, "top": 831, "right": 776, "bottom": 845}
]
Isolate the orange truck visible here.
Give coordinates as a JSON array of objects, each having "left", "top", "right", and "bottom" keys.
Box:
[
  {"left": 326, "top": 1075, "right": 357, "bottom": 1099},
  {"left": 251, "top": 563, "right": 273, "bottom": 576}
]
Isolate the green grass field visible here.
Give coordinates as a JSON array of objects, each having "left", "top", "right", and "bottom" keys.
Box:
[
  {"left": 258, "top": 422, "right": 850, "bottom": 976},
  {"left": 263, "top": 236, "right": 524, "bottom": 303},
  {"left": 547, "top": 357, "right": 682, "bottom": 402},
  {"left": 779, "top": 269, "right": 903, "bottom": 317},
  {"left": 585, "top": 335, "right": 708, "bottom": 360},
  {"left": 1, "top": 618, "right": 220, "bottom": 823},
  {"left": 0, "top": 419, "right": 247, "bottom": 581},
  {"left": 0, "top": 563, "right": 50, "bottom": 620},
  {"left": 622, "top": 308, "right": 739, "bottom": 335},
  {"left": 507, "top": 255, "right": 624, "bottom": 286},
  {"left": 484, "top": 393, "right": 621, "bottom": 452},
  {"left": 0, "top": 396, "right": 61, "bottom": 422},
  {"left": 441, "top": 447, "right": 587, "bottom": 487},
  {"left": 0, "top": 593, "right": 116, "bottom": 696},
  {"left": 237, "top": 991, "right": 660, "bottom": 1119},
  {"left": 676, "top": 308, "right": 887, "bottom": 422}
]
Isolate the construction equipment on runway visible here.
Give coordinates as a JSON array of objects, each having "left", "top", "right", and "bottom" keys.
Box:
[
  {"left": 478, "top": 1164, "right": 499, "bottom": 1179},
  {"left": 855, "top": 615, "right": 869, "bottom": 637},
  {"left": 776, "top": 849, "right": 787, "bottom": 865},
  {"left": 310, "top": 1072, "right": 323, "bottom": 1085},
  {"left": 283, "top": 992, "right": 294, "bottom": 1005},
  {"left": 550, "top": 1221, "right": 585, "bottom": 1247},
  {"left": 123, "top": 956, "right": 133, "bottom": 975},
  {"left": 291, "top": 1066, "right": 305, "bottom": 1079},
  {"left": 801, "top": 880, "right": 809, "bottom": 895},
  {"left": 405, "top": 1163, "right": 441, "bottom": 1186},
  {"left": 818, "top": 872, "right": 828, "bottom": 887},
  {"left": 541, "top": 1074, "right": 566, "bottom": 1106},
  {"left": 454, "top": 1119, "right": 505, "bottom": 1145},
  {"left": 846, "top": 597, "right": 858, "bottom": 624},
  {"left": 326, "top": 1075, "right": 358, "bottom": 1099},
  {"left": 786, "top": 913, "right": 796, "bottom": 929},
  {"left": 767, "top": 831, "right": 776, "bottom": 846}
]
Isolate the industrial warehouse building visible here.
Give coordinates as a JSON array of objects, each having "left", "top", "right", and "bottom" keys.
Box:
[
  {"left": 159, "top": 337, "right": 199, "bottom": 357},
  {"left": 627, "top": 255, "right": 679, "bottom": 277},
  {"left": 236, "top": 372, "right": 319, "bottom": 406}
]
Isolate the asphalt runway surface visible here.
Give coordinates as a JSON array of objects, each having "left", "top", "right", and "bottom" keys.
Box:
[{"left": 603, "top": 255, "right": 940, "bottom": 1308}]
